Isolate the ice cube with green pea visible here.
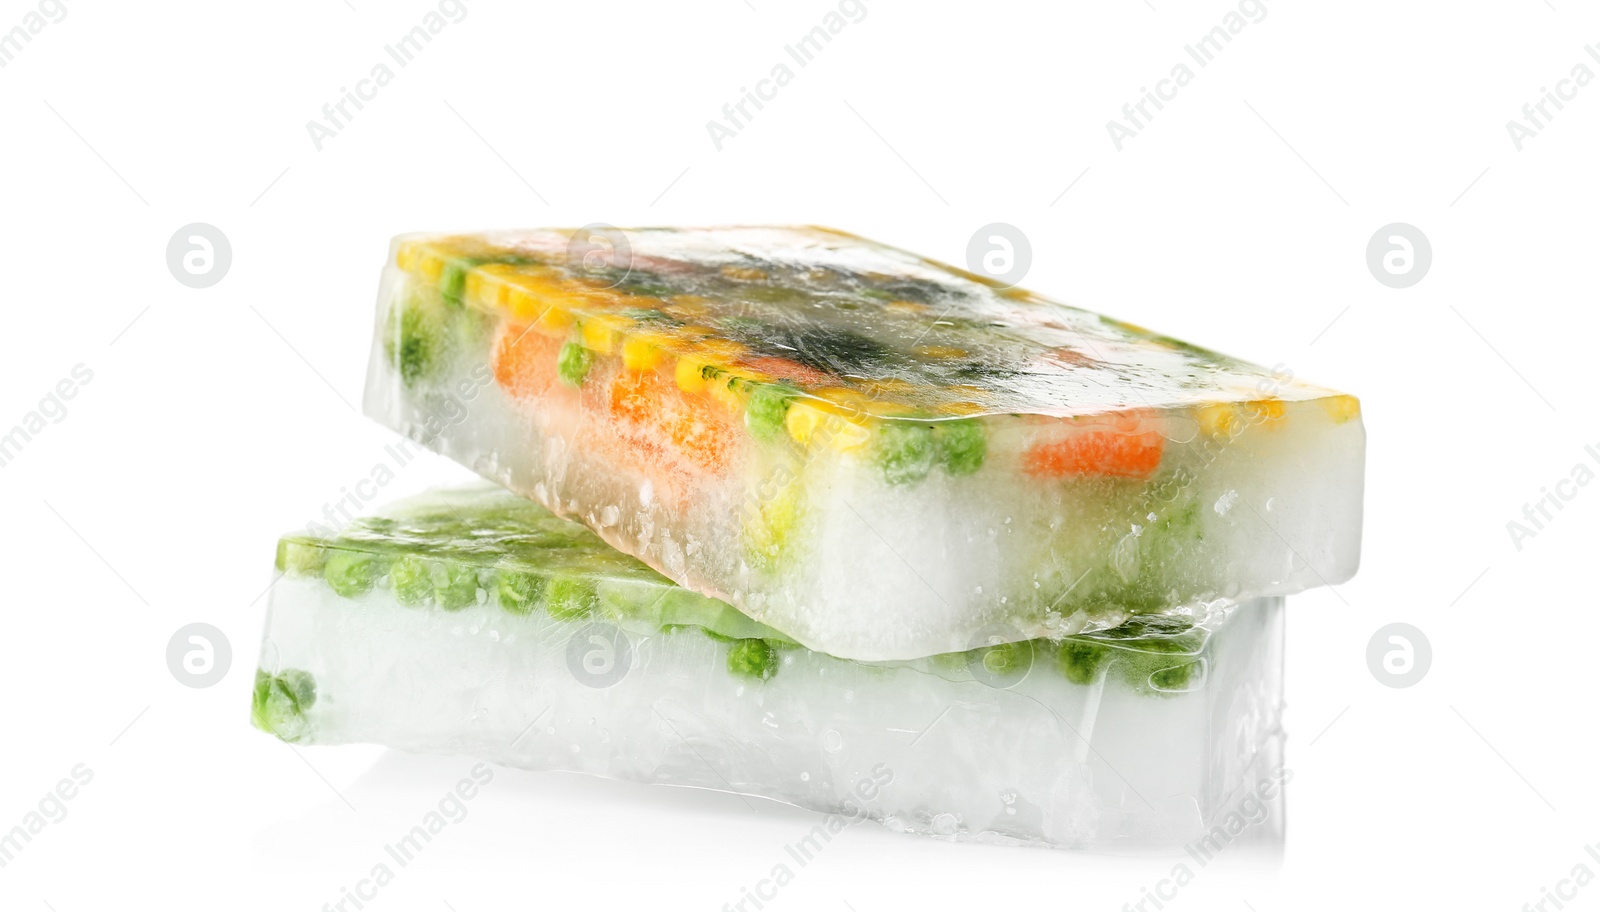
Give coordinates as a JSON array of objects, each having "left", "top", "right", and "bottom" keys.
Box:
[{"left": 253, "top": 484, "right": 1286, "bottom": 849}]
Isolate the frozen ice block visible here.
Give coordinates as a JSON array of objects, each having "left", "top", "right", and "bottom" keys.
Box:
[
  {"left": 253, "top": 484, "right": 1287, "bottom": 849},
  {"left": 362, "top": 226, "right": 1362, "bottom": 660}
]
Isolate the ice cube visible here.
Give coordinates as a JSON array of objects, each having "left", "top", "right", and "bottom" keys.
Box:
[
  {"left": 254, "top": 484, "right": 1287, "bottom": 849},
  {"left": 362, "top": 226, "right": 1361, "bottom": 660}
]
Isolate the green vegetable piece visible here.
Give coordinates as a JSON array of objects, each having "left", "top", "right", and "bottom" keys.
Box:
[
  {"left": 323, "top": 551, "right": 378, "bottom": 598},
  {"left": 933, "top": 419, "right": 986, "bottom": 476},
  {"left": 546, "top": 577, "right": 598, "bottom": 620},
  {"left": 251, "top": 668, "right": 318, "bottom": 743},
  {"left": 1147, "top": 659, "right": 1200, "bottom": 691},
  {"left": 727, "top": 639, "right": 779, "bottom": 680},
  {"left": 874, "top": 423, "right": 936, "bottom": 485},
  {"left": 390, "top": 300, "right": 432, "bottom": 386},
  {"left": 745, "top": 384, "right": 796, "bottom": 441},
  {"left": 557, "top": 341, "right": 592, "bottom": 387},
  {"left": 497, "top": 570, "right": 546, "bottom": 615},
  {"left": 1058, "top": 640, "right": 1108, "bottom": 685},
  {"left": 275, "top": 540, "right": 326, "bottom": 576},
  {"left": 434, "top": 564, "right": 480, "bottom": 611},
  {"left": 439, "top": 258, "right": 477, "bottom": 307},
  {"left": 389, "top": 556, "right": 434, "bottom": 606}
]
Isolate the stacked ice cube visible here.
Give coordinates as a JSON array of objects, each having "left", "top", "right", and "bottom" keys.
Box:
[{"left": 254, "top": 227, "right": 1362, "bottom": 848}]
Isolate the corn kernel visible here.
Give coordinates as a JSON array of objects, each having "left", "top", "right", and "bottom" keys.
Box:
[
  {"left": 675, "top": 357, "right": 711, "bottom": 393},
  {"left": 784, "top": 402, "right": 825, "bottom": 444},
  {"left": 1319, "top": 394, "right": 1361, "bottom": 424},
  {"left": 622, "top": 335, "right": 667, "bottom": 372}
]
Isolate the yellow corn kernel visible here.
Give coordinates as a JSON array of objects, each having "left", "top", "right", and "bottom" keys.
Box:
[
  {"left": 581, "top": 314, "right": 630, "bottom": 354},
  {"left": 721, "top": 265, "right": 768, "bottom": 281},
  {"left": 395, "top": 242, "right": 424, "bottom": 272},
  {"left": 675, "top": 356, "right": 711, "bottom": 393},
  {"left": 784, "top": 401, "right": 826, "bottom": 444},
  {"left": 707, "top": 375, "right": 745, "bottom": 411},
  {"left": 884, "top": 299, "right": 928, "bottom": 315},
  {"left": 464, "top": 270, "right": 505, "bottom": 310},
  {"left": 817, "top": 416, "right": 871, "bottom": 452},
  {"left": 623, "top": 335, "right": 668, "bottom": 372},
  {"left": 1195, "top": 403, "right": 1242, "bottom": 439},
  {"left": 419, "top": 252, "right": 445, "bottom": 284},
  {"left": 1319, "top": 394, "right": 1361, "bottom": 424},
  {"left": 939, "top": 400, "right": 987, "bottom": 417},
  {"left": 1242, "top": 398, "right": 1287, "bottom": 428},
  {"left": 534, "top": 305, "right": 574, "bottom": 336},
  {"left": 915, "top": 345, "right": 969, "bottom": 360}
]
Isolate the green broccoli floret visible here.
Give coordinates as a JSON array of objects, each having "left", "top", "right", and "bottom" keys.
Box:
[
  {"left": 745, "top": 384, "right": 796, "bottom": 441},
  {"left": 1147, "top": 659, "right": 1201, "bottom": 691},
  {"left": 1058, "top": 640, "right": 1109, "bottom": 685},
  {"left": 873, "top": 423, "right": 936, "bottom": 485},
  {"left": 727, "top": 639, "right": 779, "bottom": 680},
  {"left": 251, "top": 668, "right": 317, "bottom": 743},
  {"left": 497, "top": 570, "right": 546, "bottom": 615},
  {"left": 385, "top": 295, "right": 445, "bottom": 388},
  {"left": 557, "top": 342, "right": 592, "bottom": 387},
  {"left": 546, "top": 577, "right": 598, "bottom": 620},
  {"left": 933, "top": 419, "right": 986, "bottom": 476},
  {"left": 323, "top": 551, "right": 378, "bottom": 598}
]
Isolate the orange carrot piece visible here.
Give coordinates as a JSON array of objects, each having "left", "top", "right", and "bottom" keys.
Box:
[
  {"left": 491, "top": 321, "right": 564, "bottom": 400},
  {"left": 1022, "top": 418, "right": 1164, "bottom": 479}
]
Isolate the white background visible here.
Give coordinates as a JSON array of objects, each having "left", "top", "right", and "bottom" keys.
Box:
[{"left": 1, "top": 0, "right": 1596, "bottom": 909}]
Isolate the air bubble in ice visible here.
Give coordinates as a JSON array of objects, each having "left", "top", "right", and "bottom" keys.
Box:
[
  {"left": 1213, "top": 490, "right": 1238, "bottom": 516},
  {"left": 599, "top": 505, "right": 620, "bottom": 527},
  {"left": 800, "top": 772, "right": 810, "bottom": 782},
  {"left": 823, "top": 730, "right": 843, "bottom": 752},
  {"left": 932, "top": 813, "right": 959, "bottom": 836}
]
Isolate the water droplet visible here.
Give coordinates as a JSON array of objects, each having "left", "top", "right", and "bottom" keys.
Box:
[
  {"left": 800, "top": 772, "right": 810, "bottom": 782},
  {"left": 823, "top": 730, "right": 843, "bottom": 752},
  {"left": 932, "top": 813, "right": 959, "bottom": 835},
  {"left": 599, "top": 505, "right": 620, "bottom": 526}
]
